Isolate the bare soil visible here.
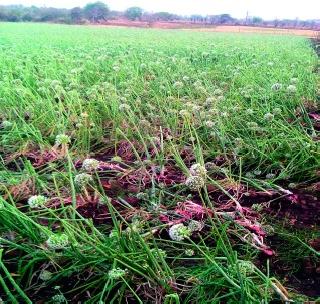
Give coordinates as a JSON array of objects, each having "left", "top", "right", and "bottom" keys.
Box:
[{"left": 95, "top": 20, "right": 319, "bottom": 37}]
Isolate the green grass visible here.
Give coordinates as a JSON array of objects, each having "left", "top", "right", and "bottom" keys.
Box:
[{"left": 0, "top": 22, "right": 319, "bottom": 303}]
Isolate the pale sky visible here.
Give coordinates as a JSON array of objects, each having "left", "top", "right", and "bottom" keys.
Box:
[{"left": 1, "top": 0, "right": 319, "bottom": 20}]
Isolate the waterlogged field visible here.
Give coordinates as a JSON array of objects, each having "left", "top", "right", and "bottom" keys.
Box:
[{"left": 0, "top": 23, "right": 319, "bottom": 303}]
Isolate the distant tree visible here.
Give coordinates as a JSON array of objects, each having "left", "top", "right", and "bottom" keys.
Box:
[
  {"left": 0, "top": 3, "right": 316, "bottom": 30},
  {"left": 0, "top": 5, "right": 23, "bottom": 21},
  {"left": 6, "top": 11, "right": 20, "bottom": 22},
  {"left": 307, "top": 20, "right": 315, "bottom": 29},
  {"left": 21, "top": 13, "right": 33, "bottom": 21},
  {"left": 37, "top": 7, "right": 68, "bottom": 22},
  {"left": 152, "top": 11, "right": 177, "bottom": 21},
  {"left": 273, "top": 19, "right": 280, "bottom": 27},
  {"left": 252, "top": 16, "right": 263, "bottom": 24},
  {"left": 0, "top": 6, "right": 8, "bottom": 21},
  {"left": 70, "top": 7, "right": 82, "bottom": 23},
  {"left": 22, "top": 6, "right": 40, "bottom": 22},
  {"left": 83, "top": 2, "right": 109, "bottom": 22},
  {"left": 218, "top": 14, "right": 234, "bottom": 24},
  {"left": 190, "top": 14, "right": 204, "bottom": 23},
  {"left": 207, "top": 15, "right": 219, "bottom": 24},
  {"left": 125, "top": 6, "right": 142, "bottom": 21},
  {"left": 204, "top": 14, "right": 235, "bottom": 25}
]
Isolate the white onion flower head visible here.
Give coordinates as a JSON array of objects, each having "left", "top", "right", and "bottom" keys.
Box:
[
  {"left": 51, "top": 294, "right": 67, "bottom": 303},
  {"left": 55, "top": 134, "right": 70, "bottom": 146},
  {"left": 197, "top": 86, "right": 207, "bottom": 93},
  {"left": 28, "top": 195, "right": 47, "bottom": 209},
  {"left": 205, "top": 162, "right": 218, "bottom": 171},
  {"left": 189, "top": 163, "right": 207, "bottom": 178},
  {"left": 2, "top": 120, "right": 13, "bottom": 129},
  {"left": 185, "top": 249, "right": 195, "bottom": 256},
  {"left": 50, "top": 80, "right": 61, "bottom": 88},
  {"left": 273, "top": 107, "right": 282, "bottom": 115},
  {"left": 136, "top": 192, "right": 148, "bottom": 200},
  {"left": 247, "top": 122, "right": 259, "bottom": 130},
  {"left": 80, "top": 112, "right": 89, "bottom": 118},
  {"left": 246, "top": 109, "right": 254, "bottom": 115},
  {"left": 251, "top": 203, "right": 264, "bottom": 212},
  {"left": 245, "top": 172, "right": 255, "bottom": 179},
  {"left": 39, "top": 270, "right": 53, "bottom": 281},
  {"left": 119, "top": 103, "right": 130, "bottom": 111},
  {"left": 193, "top": 80, "right": 202, "bottom": 87},
  {"left": 169, "top": 223, "right": 191, "bottom": 241},
  {"left": 288, "top": 182, "right": 297, "bottom": 189},
  {"left": 113, "top": 65, "right": 120, "bottom": 72},
  {"left": 263, "top": 113, "right": 274, "bottom": 122},
  {"left": 253, "top": 170, "right": 262, "bottom": 176},
  {"left": 237, "top": 260, "right": 255, "bottom": 275},
  {"left": 185, "top": 175, "right": 205, "bottom": 191},
  {"left": 82, "top": 158, "right": 100, "bottom": 172},
  {"left": 262, "top": 224, "right": 275, "bottom": 236},
  {"left": 188, "top": 220, "right": 204, "bottom": 232},
  {"left": 125, "top": 220, "right": 144, "bottom": 234},
  {"left": 74, "top": 173, "right": 93, "bottom": 187},
  {"left": 109, "top": 229, "right": 120, "bottom": 238},
  {"left": 213, "top": 88, "right": 223, "bottom": 95},
  {"left": 205, "top": 120, "right": 215, "bottom": 128},
  {"left": 271, "top": 83, "right": 282, "bottom": 91},
  {"left": 151, "top": 248, "right": 167, "bottom": 260},
  {"left": 140, "top": 119, "right": 151, "bottom": 128},
  {"left": 234, "top": 137, "right": 244, "bottom": 147},
  {"left": 266, "top": 173, "right": 276, "bottom": 179},
  {"left": 111, "top": 156, "right": 122, "bottom": 162},
  {"left": 208, "top": 108, "right": 218, "bottom": 116},
  {"left": 173, "top": 81, "right": 184, "bottom": 89},
  {"left": 179, "top": 110, "right": 191, "bottom": 118},
  {"left": 108, "top": 267, "right": 126, "bottom": 280},
  {"left": 192, "top": 105, "right": 201, "bottom": 112},
  {"left": 46, "top": 233, "right": 69, "bottom": 250},
  {"left": 205, "top": 97, "right": 215, "bottom": 105},
  {"left": 290, "top": 77, "right": 298, "bottom": 84},
  {"left": 287, "top": 85, "right": 297, "bottom": 93}
]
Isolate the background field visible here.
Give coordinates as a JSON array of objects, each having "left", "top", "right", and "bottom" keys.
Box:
[
  {"left": 100, "top": 21, "right": 319, "bottom": 37},
  {"left": 0, "top": 22, "right": 319, "bottom": 303},
  {"left": 191, "top": 25, "right": 319, "bottom": 37}
]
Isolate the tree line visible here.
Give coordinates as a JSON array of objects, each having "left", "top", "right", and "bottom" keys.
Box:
[{"left": 0, "top": 2, "right": 319, "bottom": 29}]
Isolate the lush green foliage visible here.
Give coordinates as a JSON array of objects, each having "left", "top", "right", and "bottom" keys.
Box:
[
  {"left": 125, "top": 7, "right": 143, "bottom": 21},
  {"left": 83, "top": 2, "right": 110, "bottom": 22},
  {"left": 0, "top": 23, "right": 319, "bottom": 303},
  {"left": 1, "top": 23, "right": 318, "bottom": 180}
]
